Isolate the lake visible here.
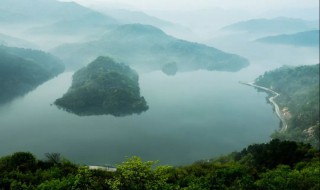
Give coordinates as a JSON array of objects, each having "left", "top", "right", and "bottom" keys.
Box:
[{"left": 0, "top": 64, "right": 279, "bottom": 166}]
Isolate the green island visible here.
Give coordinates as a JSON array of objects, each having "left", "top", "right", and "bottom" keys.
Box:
[
  {"left": 162, "top": 62, "right": 178, "bottom": 76},
  {"left": 255, "top": 64, "right": 319, "bottom": 149},
  {"left": 0, "top": 45, "right": 64, "bottom": 104},
  {"left": 54, "top": 56, "right": 148, "bottom": 116},
  {"left": 0, "top": 139, "right": 319, "bottom": 189}
]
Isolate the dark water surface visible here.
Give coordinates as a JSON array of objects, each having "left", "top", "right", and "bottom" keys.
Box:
[{"left": 0, "top": 64, "right": 279, "bottom": 165}]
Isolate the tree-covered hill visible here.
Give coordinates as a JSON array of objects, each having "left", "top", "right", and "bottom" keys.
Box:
[
  {"left": 52, "top": 24, "right": 249, "bottom": 72},
  {"left": 55, "top": 56, "right": 148, "bottom": 116},
  {"left": 0, "top": 140, "right": 318, "bottom": 189},
  {"left": 255, "top": 30, "right": 320, "bottom": 47},
  {"left": 255, "top": 64, "right": 319, "bottom": 148},
  {"left": 0, "top": 45, "right": 64, "bottom": 104}
]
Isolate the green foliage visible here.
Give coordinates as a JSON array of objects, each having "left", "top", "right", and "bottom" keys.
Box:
[
  {"left": 255, "top": 64, "right": 320, "bottom": 148},
  {"left": 168, "top": 161, "right": 256, "bottom": 189},
  {"left": 0, "top": 141, "right": 319, "bottom": 189},
  {"left": 255, "top": 160, "right": 320, "bottom": 190},
  {"left": 106, "top": 156, "right": 172, "bottom": 190},
  {"left": 55, "top": 56, "right": 148, "bottom": 116},
  {"left": 36, "top": 178, "right": 73, "bottom": 190},
  {"left": 235, "top": 139, "right": 314, "bottom": 171}
]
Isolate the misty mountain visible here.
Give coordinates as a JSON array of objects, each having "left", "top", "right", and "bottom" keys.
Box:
[
  {"left": 97, "top": 8, "right": 192, "bottom": 39},
  {"left": 0, "top": 0, "right": 121, "bottom": 49},
  {"left": 255, "top": 30, "right": 320, "bottom": 47},
  {"left": 0, "top": 45, "right": 64, "bottom": 104},
  {"left": 52, "top": 24, "right": 249, "bottom": 72},
  {"left": 0, "top": 33, "right": 37, "bottom": 49},
  {"left": 0, "top": 0, "right": 99, "bottom": 24},
  {"left": 222, "top": 17, "right": 319, "bottom": 35},
  {"left": 102, "top": 9, "right": 176, "bottom": 28},
  {"left": 27, "top": 11, "right": 118, "bottom": 36},
  {"left": 55, "top": 56, "right": 148, "bottom": 116}
]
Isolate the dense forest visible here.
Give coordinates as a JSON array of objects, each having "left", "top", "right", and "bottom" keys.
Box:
[
  {"left": 55, "top": 56, "right": 148, "bottom": 116},
  {"left": 0, "top": 139, "right": 319, "bottom": 189},
  {"left": 0, "top": 45, "right": 64, "bottom": 104},
  {"left": 255, "top": 64, "right": 319, "bottom": 148}
]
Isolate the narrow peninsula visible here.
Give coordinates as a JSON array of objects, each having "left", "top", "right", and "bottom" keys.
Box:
[
  {"left": 55, "top": 56, "right": 148, "bottom": 116},
  {"left": 242, "top": 64, "right": 319, "bottom": 148}
]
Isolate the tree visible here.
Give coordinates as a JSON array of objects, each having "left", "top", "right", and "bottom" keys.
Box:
[
  {"left": 9, "top": 152, "right": 37, "bottom": 172},
  {"left": 106, "top": 156, "right": 172, "bottom": 190}
]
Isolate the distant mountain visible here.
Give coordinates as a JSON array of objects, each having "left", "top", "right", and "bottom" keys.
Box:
[
  {"left": 55, "top": 56, "right": 148, "bottom": 116},
  {"left": 0, "top": 0, "right": 120, "bottom": 49},
  {"left": 102, "top": 9, "right": 176, "bottom": 28},
  {"left": 222, "top": 17, "right": 319, "bottom": 34},
  {"left": 0, "top": 0, "right": 97, "bottom": 24},
  {"left": 255, "top": 30, "right": 319, "bottom": 47},
  {"left": 52, "top": 24, "right": 249, "bottom": 72},
  {"left": 0, "top": 45, "right": 64, "bottom": 104},
  {"left": 0, "top": 33, "right": 37, "bottom": 49},
  {"left": 27, "top": 11, "right": 118, "bottom": 36},
  {"left": 99, "top": 9, "right": 191, "bottom": 39}
]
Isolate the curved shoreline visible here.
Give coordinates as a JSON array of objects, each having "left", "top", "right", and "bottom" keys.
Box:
[{"left": 239, "top": 82, "right": 287, "bottom": 132}]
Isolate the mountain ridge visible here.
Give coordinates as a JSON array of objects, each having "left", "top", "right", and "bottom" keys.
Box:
[
  {"left": 255, "top": 30, "right": 320, "bottom": 47},
  {"left": 222, "top": 17, "right": 319, "bottom": 34},
  {"left": 52, "top": 24, "right": 249, "bottom": 72}
]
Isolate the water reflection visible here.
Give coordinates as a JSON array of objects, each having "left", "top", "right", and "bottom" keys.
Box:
[{"left": 0, "top": 67, "right": 278, "bottom": 165}]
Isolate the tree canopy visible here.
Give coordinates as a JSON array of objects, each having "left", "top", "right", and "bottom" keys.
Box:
[
  {"left": 55, "top": 56, "right": 148, "bottom": 116},
  {"left": 255, "top": 64, "right": 319, "bottom": 149}
]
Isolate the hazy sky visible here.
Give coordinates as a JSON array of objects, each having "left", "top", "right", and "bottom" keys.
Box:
[{"left": 62, "top": 0, "right": 318, "bottom": 12}]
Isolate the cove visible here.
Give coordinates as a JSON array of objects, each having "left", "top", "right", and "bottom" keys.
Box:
[{"left": 0, "top": 64, "right": 278, "bottom": 166}]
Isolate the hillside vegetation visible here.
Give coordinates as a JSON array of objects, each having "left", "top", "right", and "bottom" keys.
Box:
[
  {"left": 55, "top": 56, "right": 148, "bottom": 116},
  {"left": 255, "top": 64, "right": 319, "bottom": 148},
  {"left": 0, "top": 140, "right": 318, "bottom": 189},
  {"left": 0, "top": 45, "right": 64, "bottom": 104}
]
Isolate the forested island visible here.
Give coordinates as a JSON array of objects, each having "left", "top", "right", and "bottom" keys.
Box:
[
  {"left": 255, "top": 64, "right": 319, "bottom": 148},
  {"left": 0, "top": 139, "right": 319, "bottom": 189},
  {"left": 0, "top": 45, "right": 64, "bottom": 104},
  {"left": 55, "top": 56, "right": 148, "bottom": 116}
]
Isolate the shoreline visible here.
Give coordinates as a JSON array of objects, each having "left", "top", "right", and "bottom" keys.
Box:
[{"left": 239, "top": 81, "right": 287, "bottom": 132}]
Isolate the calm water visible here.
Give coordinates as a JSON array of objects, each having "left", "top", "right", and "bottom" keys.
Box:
[{"left": 0, "top": 64, "right": 279, "bottom": 166}]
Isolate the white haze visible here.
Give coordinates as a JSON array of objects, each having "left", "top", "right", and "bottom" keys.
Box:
[
  {"left": 59, "top": 0, "right": 319, "bottom": 41},
  {"left": 60, "top": 0, "right": 317, "bottom": 12}
]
